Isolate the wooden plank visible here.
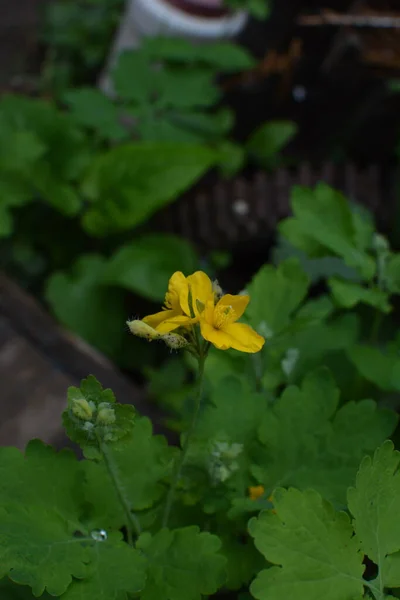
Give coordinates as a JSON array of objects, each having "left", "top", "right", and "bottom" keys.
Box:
[{"left": 0, "top": 272, "right": 165, "bottom": 449}]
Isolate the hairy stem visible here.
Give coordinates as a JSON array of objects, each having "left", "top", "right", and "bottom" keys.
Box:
[
  {"left": 162, "top": 354, "right": 206, "bottom": 528},
  {"left": 98, "top": 436, "right": 141, "bottom": 544}
]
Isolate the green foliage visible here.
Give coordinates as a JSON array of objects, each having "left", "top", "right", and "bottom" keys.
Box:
[
  {"left": 252, "top": 368, "right": 397, "bottom": 506},
  {"left": 63, "top": 376, "right": 136, "bottom": 457},
  {"left": 45, "top": 254, "right": 128, "bottom": 359},
  {"left": 224, "top": 0, "right": 271, "bottom": 19},
  {"left": 245, "top": 258, "right": 310, "bottom": 338},
  {"left": 102, "top": 235, "right": 199, "bottom": 301},
  {"left": 250, "top": 441, "right": 400, "bottom": 600},
  {"left": 246, "top": 120, "right": 297, "bottom": 168},
  {"left": 45, "top": 235, "right": 200, "bottom": 361},
  {"left": 81, "top": 142, "right": 217, "bottom": 234},
  {"left": 137, "top": 527, "right": 226, "bottom": 600},
  {"left": 0, "top": 439, "right": 146, "bottom": 598},
  {"left": 83, "top": 416, "right": 178, "bottom": 527},
  {"left": 280, "top": 183, "right": 376, "bottom": 280},
  {"left": 42, "top": 0, "right": 124, "bottom": 90},
  {"left": 249, "top": 488, "right": 365, "bottom": 600},
  {"left": 347, "top": 344, "right": 400, "bottom": 392},
  {"left": 348, "top": 441, "right": 400, "bottom": 592},
  {"left": 4, "top": 177, "right": 400, "bottom": 600},
  {"left": 66, "top": 36, "right": 253, "bottom": 151},
  {"left": 0, "top": 95, "right": 90, "bottom": 236}
]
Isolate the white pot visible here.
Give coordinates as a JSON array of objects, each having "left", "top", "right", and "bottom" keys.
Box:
[
  {"left": 131, "top": 0, "right": 247, "bottom": 41},
  {"left": 99, "top": 0, "right": 248, "bottom": 94}
]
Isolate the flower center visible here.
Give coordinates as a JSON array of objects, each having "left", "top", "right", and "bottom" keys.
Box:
[{"left": 213, "top": 305, "right": 236, "bottom": 329}]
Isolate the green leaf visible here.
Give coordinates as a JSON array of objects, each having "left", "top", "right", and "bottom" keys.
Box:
[
  {"left": 386, "top": 254, "right": 400, "bottom": 294},
  {"left": 0, "top": 505, "right": 90, "bottom": 597},
  {"left": 0, "top": 179, "right": 32, "bottom": 237},
  {"left": 63, "top": 376, "right": 135, "bottom": 457},
  {"left": 0, "top": 442, "right": 89, "bottom": 596},
  {"left": 246, "top": 120, "right": 297, "bottom": 167},
  {"left": 141, "top": 37, "right": 255, "bottom": 71},
  {"left": 0, "top": 578, "right": 53, "bottom": 599},
  {"left": 83, "top": 416, "right": 177, "bottom": 527},
  {"left": 220, "top": 534, "right": 264, "bottom": 591},
  {"left": 348, "top": 441, "right": 400, "bottom": 592},
  {"left": 249, "top": 488, "right": 365, "bottom": 600},
  {"left": 0, "top": 441, "right": 83, "bottom": 517},
  {"left": 137, "top": 527, "right": 226, "bottom": 600},
  {"left": 279, "top": 184, "right": 376, "bottom": 280},
  {"left": 0, "top": 95, "right": 90, "bottom": 187},
  {"left": 329, "top": 277, "right": 391, "bottom": 312},
  {"left": 112, "top": 52, "right": 156, "bottom": 103},
  {"left": 45, "top": 255, "right": 127, "bottom": 358},
  {"left": 253, "top": 368, "right": 397, "bottom": 505},
  {"left": 245, "top": 259, "right": 310, "bottom": 338},
  {"left": 102, "top": 235, "right": 198, "bottom": 301},
  {"left": 64, "top": 88, "right": 128, "bottom": 141},
  {"left": 195, "top": 377, "right": 266, "bottom": 447},
  {"left": 81, "top": 143, "right": 216, "bottom": 235},
  {"left": 157, "top": 68, "right": 220, "bottom": 109},
  {"left": 225, "top": 0, "right": 271, "bottom": 18},
  {"left": 0, "top": 129, "right": 45, "bottom": 171},
  {"left": 347, "top": 344, "right": 400, "bottom": 391},
  {"left": 0, "top": 439, "right": 146, "bottom": 600},
  {"left": 62, "top": 532, "right": 146, "bottom": 600}
]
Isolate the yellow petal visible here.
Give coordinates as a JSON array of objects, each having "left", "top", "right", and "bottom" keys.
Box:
[
  {"left": 156, "top": 314, "right": 194, "bottom": 334},
  {"left": 200, "top": 321, "right": 234, "bottom": 350},
  {"left": 165, "top": 271, "right": 188, "bottom": 311},
  {"left": 217, "top": 294, "right": 249, "bottom": 322},
  {"left": 203, "top": 298, "right": 215, "bottom": 325},
  {"left": 222, "top": 322, "right": 265, "bottom": 353},
  {"left": 181, "top": 271, "right": 213, "bottom": 317},
  {"left": 143, "top": 309, "right": 177, "bottom": 329}
]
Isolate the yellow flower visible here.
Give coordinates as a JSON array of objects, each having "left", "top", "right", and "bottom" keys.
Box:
[
  {"left": 249, "top": 485, "right": 265, "bottom": 501},
  {"left": 200, "top": 294, "right": 265, "bottom": 353},
  {"left": 143, "top": 271, "right": 213, "bottom": 334}
]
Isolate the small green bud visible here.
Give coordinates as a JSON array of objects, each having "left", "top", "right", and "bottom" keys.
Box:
[
  {"left": 71, "top": 397, "right": 94, "bottom": 421},
  {"left": 97, "top": 406, "right": 116, "bottom": 425}
]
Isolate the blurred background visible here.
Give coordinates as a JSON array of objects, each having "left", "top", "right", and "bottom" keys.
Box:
[{"left": 1, "top": 0, "right": 400, "bottom": 448}]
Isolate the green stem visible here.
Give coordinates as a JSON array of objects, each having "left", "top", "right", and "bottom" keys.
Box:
[
  {"left": 162, "top": 354, "right": 206, "bottom": 528},
  {"left": 98, "top": 436, "right": 141, "bottom": 544}
]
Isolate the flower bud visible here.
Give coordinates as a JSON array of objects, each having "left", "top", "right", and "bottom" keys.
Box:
[
  {"left": 162, "top": 333, "right": 189, "bottom": 350},
  {"left": 127, "top": 320, "right": 160, "bottom": 341},
  {"left": 248, "top": 485, "right": 265, "bottom": 501},
  {"left": 212, "top": 280, "right": 224, "bottom": 300},
  {"left": 97, "top": 406, "right": 116, "bottom": 425},
  {"left": 71, "top": 397, "right": 94, "bottom": 421}
]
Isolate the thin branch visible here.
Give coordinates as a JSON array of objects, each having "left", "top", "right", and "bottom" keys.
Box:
[{"left": 299, "top": 10, "right": 400, "bottom": 29}]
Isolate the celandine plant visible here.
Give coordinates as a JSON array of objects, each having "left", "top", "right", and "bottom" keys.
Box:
[{"left": 2, "top": 184, "right": 400, "bottom": 600}]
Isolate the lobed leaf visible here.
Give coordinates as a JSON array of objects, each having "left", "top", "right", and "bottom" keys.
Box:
[
  {"left": 249, "top": 488, "right": 365, "bottom": 600},
  {"left": 137, "top": 526, "right": 226, "bottom": 600}
]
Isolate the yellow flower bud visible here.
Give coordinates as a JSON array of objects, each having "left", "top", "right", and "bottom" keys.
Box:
[
  {"left": 71, "top": 397, "right": 94, "bottom": 421},
  {"left": 248, "top": 485, "right": 265, "bottom": 501},
  {"left": 127, "top": 320, "right": 161, "bottom": 341}
]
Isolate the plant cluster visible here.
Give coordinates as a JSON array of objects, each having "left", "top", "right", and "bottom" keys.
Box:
[
  {"left": 2, "top": 185, "right": 400, "bottom": 599},
  {"left": 0, "top": 35, "right": 295, "bottom": 368}
]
